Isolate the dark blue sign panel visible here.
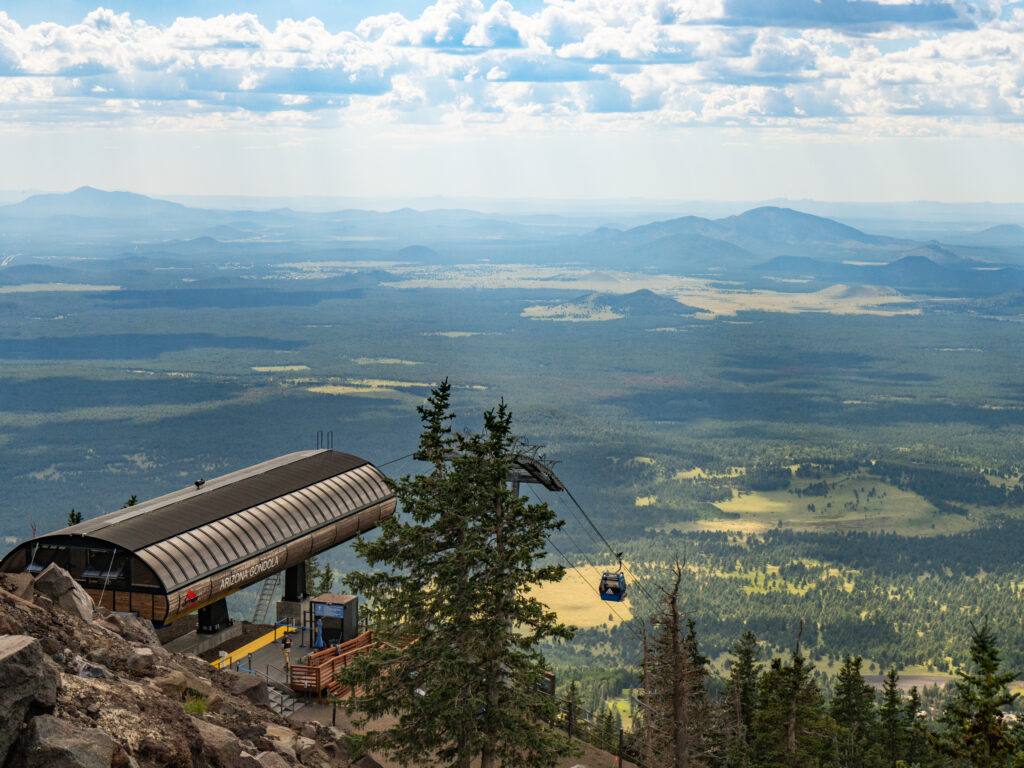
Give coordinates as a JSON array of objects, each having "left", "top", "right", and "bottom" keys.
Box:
[{"left": 314, "top": 603, "right": 344, "bottom": 618}]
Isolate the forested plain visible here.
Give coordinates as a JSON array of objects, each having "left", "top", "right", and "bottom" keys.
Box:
[{"left": 3, "top": 194, "right": 1024, "bottom": 733}]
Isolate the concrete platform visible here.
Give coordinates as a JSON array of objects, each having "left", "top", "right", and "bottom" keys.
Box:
[
  {"left": 230, "top": 627, "right": 315, "bottom": 687},
  {"left": 164, "top": 622, "right": 242, "bottom": 656}
]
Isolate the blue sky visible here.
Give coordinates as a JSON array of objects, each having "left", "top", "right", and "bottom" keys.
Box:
[{"left": 1, "top": 0, "right": 1023, "bottom": 202}]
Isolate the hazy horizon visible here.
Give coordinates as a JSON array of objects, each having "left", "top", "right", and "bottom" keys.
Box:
[
  {"left": 5, "top": 187, "right": 1024, "bottom": 225},
  {"left": 1, "top": 1, "right": 1022, "bottom": 201}
]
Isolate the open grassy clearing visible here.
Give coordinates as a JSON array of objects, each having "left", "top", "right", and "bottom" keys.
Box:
[
  {"left": 351, "top": 357, "right": 422, "bottom": 365},
  {"left": 533, "top": 566, "right": 633, "bottom": 629},
  {"left": 674, "top": 466, "right": 746, "bottom": 480},
  {"left": 718, "top": 475, "right": 975, "bottom": 536},
  {"left": 654, "top": 470, "right": 978, "bottom": 537}
]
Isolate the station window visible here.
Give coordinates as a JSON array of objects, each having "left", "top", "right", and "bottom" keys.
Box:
[
  {"left": 82, "top": 549, "right": 128, "bottom": 586},
  {"left": 25, "top": 545, "right": 66, "bottom": 573}
]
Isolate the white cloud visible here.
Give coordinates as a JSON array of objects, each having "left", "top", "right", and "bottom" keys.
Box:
[{"left": 0, "top": 1, "right": 1020, "bottom": 136}]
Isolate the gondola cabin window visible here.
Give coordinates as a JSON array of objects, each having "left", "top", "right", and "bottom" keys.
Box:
[{"left": 599, "top": 571, "right": 626, "bottom": 602}]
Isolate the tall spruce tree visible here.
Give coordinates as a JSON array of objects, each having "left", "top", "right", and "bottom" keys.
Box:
[
  {"left": 338, "top": 382, "right": 574, "bottom": 768},
  {"left": 903, "top": 686, "right": 931, "bottom": 767},
  {"left": 751, "top": 632, "right": 827, "bottom": 768},
  {"left": 877, "top": 668, "right": 906, "bottom": 767},
  {"left": 936, "top": 620, "right": 1022, "bottom": 768},
  {"left": 640, "top": 562, "right": 710, "bottom": 768},
  {"left": 563, "top": 680, "right": 586, "bottom": 740},
  {"left": 830, "top": 654, "right": 879, "bottom": 768},
  {"left": 720, "top": 631, "right": 763, "bottom": 768}
]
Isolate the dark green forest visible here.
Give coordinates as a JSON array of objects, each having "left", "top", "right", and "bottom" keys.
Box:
[{"left": 4, "top": 209, "right": 1024, "bottom": 748}]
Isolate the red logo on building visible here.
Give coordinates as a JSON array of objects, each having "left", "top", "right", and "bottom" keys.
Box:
[{"left": 184, "top": 589, "right": 198, "bottom": 604}]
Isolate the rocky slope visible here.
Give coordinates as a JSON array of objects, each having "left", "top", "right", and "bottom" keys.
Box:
[{"left": 0, "top": 565, "right": 372, "bottom": 768}]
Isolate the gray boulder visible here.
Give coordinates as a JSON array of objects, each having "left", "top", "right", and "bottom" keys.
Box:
[
  {"left": 0, "top": 636, "right": 59, "bottom": 765},
  {"left": 0, "top": 572, "right": 35, "bottom": 600},
  {"left": 222, "top": 670, "right": 270, "bottom": 707},
  {"left": 33, "top": 564, "right": 94, "bottom": 621},
  {"left": 262, "top": 724, "right": 296, "bottom": 762},
  {"left": 192, "top": 717, "right": 244, "bottom": 768},
  {"left": 151, "top": 669, "right": 188, "bottom": 698},
  {"left": 126, "top": 646, "right": 156, "bottom": 674},
  {"left": 294, "top": 735, "right": 317, "bottom": 762},
  {"left": 254, "top": 752, "right": 290, "bottom": 768},
  {"left": 73, "top": 654, "right": 114, "bottom": 679},
  {"left": 8, "top": 715, "right": 113, "bottom": 768},
  {"left": 94, "top": 610, "right": 161, "bottom": 647}
]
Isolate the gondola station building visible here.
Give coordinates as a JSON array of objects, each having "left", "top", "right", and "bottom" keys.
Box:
[{"left": 0, "top": 450, "right": 396, "bottom": 633}]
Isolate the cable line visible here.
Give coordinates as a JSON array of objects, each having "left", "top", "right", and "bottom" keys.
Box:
[
  {"left": 378, "top": 452, "right": 416, "bottom": 468},
  {"left": 550, "top": 492, "right": 646, "bottom": 605},
  {"left": 553, "top": 491, "right": 606, "bottom": 558},
  {"left": 563, "top": 486, "right": 619, "bottom": 560},
  {"left": 547, "top": 538, "right": 639, "bottom": 643},
  {"left": 560, "top": 487, "right": 655, "bottom": 603}
]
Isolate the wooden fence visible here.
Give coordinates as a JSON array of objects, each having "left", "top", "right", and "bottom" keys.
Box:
[{"left": 287, "top": 630, "right": 375, "bottom": 700}]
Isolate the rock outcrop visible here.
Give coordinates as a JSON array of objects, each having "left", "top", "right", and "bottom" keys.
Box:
[
  {"left": 222, "top": 669, "right": 270, "bottom": 707},
  {"left": 33, "top": 563, "right": 94, "bottom": 621},
  {"left": 0, "top": 565, "right": 362, "bottom": 768},
  {"left": 192, "top": 717, "right": 245, "bottom": 768},
  {"left": 0, "top": 636, "right": 60, "bottom": 765},
  {"left": 8, "top": 714, "right": 114, "bottom": 768}
]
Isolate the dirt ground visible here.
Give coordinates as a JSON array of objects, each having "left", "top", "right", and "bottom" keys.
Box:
[{"left": 290, "top": 703, "right": 637, "bottom": 768}]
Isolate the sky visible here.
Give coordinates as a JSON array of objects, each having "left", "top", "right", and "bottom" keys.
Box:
[{"left": 2, "top": 0, "right": 1024, "bottom": 202}]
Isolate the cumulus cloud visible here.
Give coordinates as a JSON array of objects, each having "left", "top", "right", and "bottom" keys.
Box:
[{"left": 0, "top": 1, "right": 1020, "bottom": 134}]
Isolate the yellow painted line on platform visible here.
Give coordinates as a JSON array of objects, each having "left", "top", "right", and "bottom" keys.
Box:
[{"left": 210, "top": 625, "right": 296, "bottom": 669}]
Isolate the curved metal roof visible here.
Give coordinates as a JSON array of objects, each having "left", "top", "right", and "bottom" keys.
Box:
[{"left": 51, "top": 450, "right": 393, "bottom": 590}]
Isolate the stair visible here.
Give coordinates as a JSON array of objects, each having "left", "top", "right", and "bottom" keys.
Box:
[
  {"left": 252, "top": 573, "right": 281, "bottom": 624},
  {"left": 267, "top": 686, "right": 305, "bottom": 716}
]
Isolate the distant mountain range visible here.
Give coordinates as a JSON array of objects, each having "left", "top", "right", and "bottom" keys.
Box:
[
  {"left": 4, "top": 187, "right": 1024, "bottom": 299},
  {"left": 2, "top": 186, "right": 191, "bottom": 220},
  {"left": 754, "top": 253, "right": 1024, "bottom": 297}
]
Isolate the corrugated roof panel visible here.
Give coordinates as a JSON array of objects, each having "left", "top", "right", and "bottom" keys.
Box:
[
  {"left": 62, "top": 451, "right": 367, "bottom": 551},
  {"left": 266, "top": 497, "right": 303, "bottom": 538},
  {"left": 321, "top": 475, "right": 359, "bottom": 512},
  {"left": 131, "top": 459, "right": 393, "bottom": 589},
  {"left": 184, "top": 528, "right": 225, "bottom": 566},
  {"left": 236, "top": 509, "right": 275, "bottom": 547},
  {"left": 5, "top": 451, "right": 395, "bottom": 595},
  {"left": 280, "top": 494, "right": 313, "bottom": 532},
  {"left": 293, "top": 487, "right": 329, "bottom": 526},
  {"left": 136, "top": 548, "right": 176, "bottom": 588},
  {"left": 200, "top": 523, "right": 240, "bottom": 562},
  {"left": 150, "top": 540, "right": 192, "bottom": 583}
]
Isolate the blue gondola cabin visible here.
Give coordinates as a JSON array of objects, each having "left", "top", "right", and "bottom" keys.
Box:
[{"left": 599, "top": 571, "right": 626, "bottom": 602}]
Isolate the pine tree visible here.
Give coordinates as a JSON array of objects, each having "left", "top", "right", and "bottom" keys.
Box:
[
  {"left": 751, "top": 632, "right": 827, "bottom": 768},
  {"left": 830, "top": 654, "right": 878, "bottom": 768},
  {"left": 338, "top": 382, "right": 574, "bottom": 768},
  {"left": 640, "top": 562, "right": 710, "bottom": 768},
  {"left": 937, "top": 620, "right": 1022, "bottom": 768},
  {"left": 877, "top": 668, "right": 905, "bottom": 767},
  {"left": 903, "top": 686, "right": 930, "bottom": 767},
  {"left": 595, "top": 706, "right": 618, "bottom": 752},
  {"left": 721, "top": 631, "right": 762, "bottom": 768},
  {"left": 67, "top": 508, "right": 82, "bottom": 526},
  {"left": 563, "top": 680, "right": 587, "bottom": 741},
  {"left": 304, "top": 555, "right": 336, "bottom": 596}
]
